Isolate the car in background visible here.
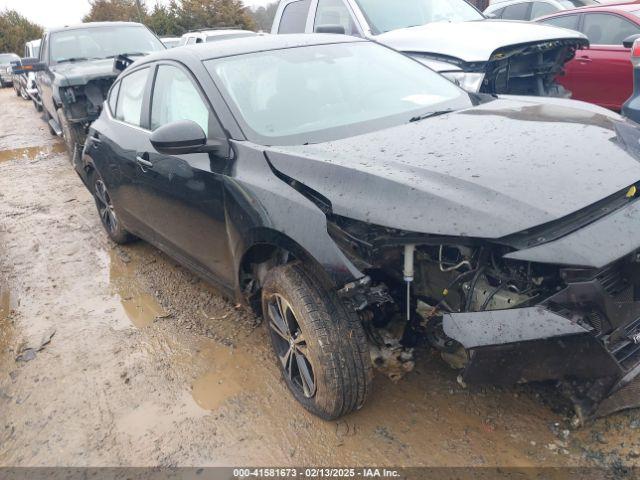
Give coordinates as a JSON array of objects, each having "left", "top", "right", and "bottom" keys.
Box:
[
  {"left": 484, "top": 0, "right": 596, "bottom": 20},
  {"left": 11, "top": 40, "right": 42, "bottom": 108},
  {"left": 178, "top": 29, "right": 257, "bottom": 46},
  {"left": 271, "top": 0, "right": 588, "bottom": 97},
  {"left": 32, "top": 21, "right": 165, "bottom": 162},
  {"left": 161, "top": 37, "right": 181, "bottom": 48},
  {"left": 538, "top": 3, "right": 640, "bottom": 111},
  {"left": 79, "top": 33, "right": 640, "bottom": 421},
  {"left": 0, "top": 53, "right": 20, "bottom": 87}
]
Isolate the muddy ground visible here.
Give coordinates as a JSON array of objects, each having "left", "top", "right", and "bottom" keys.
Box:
[{"left": 1, "top": 87, "right": 640, "bottom": 470}]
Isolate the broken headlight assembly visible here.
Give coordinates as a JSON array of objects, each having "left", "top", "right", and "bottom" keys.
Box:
[{"left": 441, "top": 71, "right": 486, "bottom": 93}]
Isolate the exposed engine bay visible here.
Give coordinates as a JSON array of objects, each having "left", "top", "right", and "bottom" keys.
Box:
[
  {"left": 482, "top": 39, "right": 585, "bottom": 97},
  {"left": 329, "top": 214, "right": 640, "bottom": 422},
  {"left": 60, "top": 77, "right": 114, "bottom": 124}
]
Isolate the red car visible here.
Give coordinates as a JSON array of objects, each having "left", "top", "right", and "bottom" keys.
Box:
[{"left": 538, "top": 3, "right": 640, "bottom": 111}]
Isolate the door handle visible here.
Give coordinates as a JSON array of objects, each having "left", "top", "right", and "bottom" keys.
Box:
[
  {"left": 577, "top": 56, "right": 592, "bottom": 64},
  {"left": 136, "top": 153, "right": 153, "bottom": 169}
]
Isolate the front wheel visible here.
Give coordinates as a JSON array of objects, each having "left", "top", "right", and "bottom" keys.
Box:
[
  {"left": 261, "top": 263, "right": 372, "bottom": 420},
  {"left": 90, "top": 170, "right": 135, "bottom": 245},
  {"left": 57, "top": 107, "right": 85, "bottom": 164}
]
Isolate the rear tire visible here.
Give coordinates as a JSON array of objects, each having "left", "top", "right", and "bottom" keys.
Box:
[
  {"left": 89, "top": 169, "right": 136, "bottom": 245},
  {"left": 57, "top": 107, "right": 85, "bottom": 164},
  {"left": 33, "top": 99, "right": 42, "bottom": 112},
  {"left": 261, "top": 263, "right": 372, "bottom": 420}
]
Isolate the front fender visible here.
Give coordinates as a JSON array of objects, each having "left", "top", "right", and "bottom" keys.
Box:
[{"left": 224, "top": 143, "right": 363, "bottom": 291}]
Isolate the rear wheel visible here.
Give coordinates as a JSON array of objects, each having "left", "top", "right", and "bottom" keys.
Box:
[
  {"left": 90, "top": 170, "right": 135, "bottom": 245},
  {"left": 261, "top": 263, "right": 372, "bottom": 420},
  {"left": 33, "top": 98, "right": 42, "bottom": 112}
]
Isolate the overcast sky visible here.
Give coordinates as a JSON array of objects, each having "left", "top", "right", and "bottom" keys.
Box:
[{"left": 0, "top": 0, "right": 273, "bottom": 29}]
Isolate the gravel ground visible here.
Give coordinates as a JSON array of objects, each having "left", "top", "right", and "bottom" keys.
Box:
[{"left": 1, "top": 87, "right": 640, "bottom": 470}]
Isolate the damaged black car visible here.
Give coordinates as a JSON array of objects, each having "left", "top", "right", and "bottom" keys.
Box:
[{"left": 78, "top": 34, "right": 640, "bottom": 420}]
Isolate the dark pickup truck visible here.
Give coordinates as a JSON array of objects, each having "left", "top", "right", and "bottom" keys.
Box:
[{"left": 31, "top": 22, "right": 165, "bottom": 161}]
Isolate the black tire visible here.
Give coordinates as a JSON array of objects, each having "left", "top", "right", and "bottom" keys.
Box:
[
  {"left": 33, "top": 99, "right": 42, "bottom": 112},
  {"left": 261, "top": 263, "right": 372, "bottom": 420},
  {"left": 57, "top": 107, "right": 85, "bottom": 164},
  {"left": 89, "top": 169, "right": 136, "bottom": 245}
]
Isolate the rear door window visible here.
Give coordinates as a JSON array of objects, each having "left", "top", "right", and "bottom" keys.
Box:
[
  {"left": 581, "top": 13, "right": 640, "bottom": 45},
  {"left": 539, "top": 14, "right": 580, "bottom": 31},
  {"left": 115, "top": 67, "right": 150, "bottom": 127},
  {"left": 531, "top": 1, "right": 559, "bottom": 19},
  {"left": 501, "top": 2, "right": 532, "bottom": 20},
  {"left": 278, "top": 0, "right": 312, "bottom": 33}
]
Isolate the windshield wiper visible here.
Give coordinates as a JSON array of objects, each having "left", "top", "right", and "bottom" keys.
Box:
[
  {"left": 106, "top": 52, "right": 147, "bottom": 59},
  {"left": 56, "top": 57, "right": 92, "bottom": 64},
  {"left": 409, "top": 109, "right": 454, "bottom": 123}
]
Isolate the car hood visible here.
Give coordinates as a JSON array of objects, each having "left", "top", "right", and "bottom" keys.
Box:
[
  {"left": 51, "top": 58, "right": 118, "bottom": 87},
  {"left": 376, "top": 20, "right": 588, "bottom": 64},
  {"left": 265, "top": 97, "right": 640, "bottom": 239}
]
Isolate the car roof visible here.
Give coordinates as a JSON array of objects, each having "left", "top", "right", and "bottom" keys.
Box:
[
  {"left": 541, "top": 1, "right": 640, "bottom": 15},
  {"left": 46, "top": 21, "right": 146, "bottom": 34},
  {"left": 141, "top": 33, "right": 366, "bottom": 63}
]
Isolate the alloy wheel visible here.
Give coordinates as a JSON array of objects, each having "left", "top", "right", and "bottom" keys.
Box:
[
  {"left": 267, "top": 293, "right": 317, "bottom": 398},
  {"left": 94, "top": 179, "right": 118, "bottom": 235}
]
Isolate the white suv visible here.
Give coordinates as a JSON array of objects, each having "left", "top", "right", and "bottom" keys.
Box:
[{"left": 179, "top": 29, "right": 257, "bottom": 46}]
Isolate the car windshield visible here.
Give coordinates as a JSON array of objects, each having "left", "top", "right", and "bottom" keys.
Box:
[
  {"left": 0, "top": 53, "right": 19, "bottom": 65},
  {"left": 206, "top": 41, "right": 471, "bottom": 145},
  {"left": 354, "top": 0, "right": 484, "bottom": 34},
  {"left": 49, "top": 25, "right": 164, "bottom": 64}
]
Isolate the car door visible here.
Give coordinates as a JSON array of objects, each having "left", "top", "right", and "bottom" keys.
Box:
[
  {"left": 89, "top": 66, "right": 154, "bottom": 236},
  {"left": 134, "top": 62, "right": 234, "bottom": 285},
  {"left": 36, "top": 35, "right": 56, "bottom": 117},
  {"left": 576, "top": 13, "right": 638, "bottom": 110}
]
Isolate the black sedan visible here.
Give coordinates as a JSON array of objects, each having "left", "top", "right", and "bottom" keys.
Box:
[{"left": 78, "top": 34, "right": 640, "bottom": 420}]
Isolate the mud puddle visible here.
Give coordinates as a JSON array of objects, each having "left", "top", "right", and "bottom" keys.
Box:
[
  {"left": 108, "top": 247, "right": 168, "bottom": 328},
  {"left": 0, "top": 142, "right": 65, "bottom": 163},
  {"left": 191, "top": 343, "right": 255, "bottom": 410}
]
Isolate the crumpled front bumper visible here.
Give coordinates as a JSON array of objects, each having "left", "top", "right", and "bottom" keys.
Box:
[{"left": 442, "top": 200, "right": 640, "bottom": 419}]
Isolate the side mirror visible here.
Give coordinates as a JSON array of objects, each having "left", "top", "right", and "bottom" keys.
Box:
[
  {"left": 150, "top": 120, "right": 224, "bottom": 156},
  {"left": 623, "top": 34, "right": 640, "bottom": 49},
  {"left": 314, "top": 25, "right": 346, "bottom": 35},
  {"left": 13, "top": 57, "right": 46, "bottom": 74}
]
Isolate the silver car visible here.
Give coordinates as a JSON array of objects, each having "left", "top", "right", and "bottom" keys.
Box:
[
  {"left": 484, "top": 0, "right": 597, "bottom": 20},
  {"left": 0, "top": 53, "right": 19, "bottom": 87}
]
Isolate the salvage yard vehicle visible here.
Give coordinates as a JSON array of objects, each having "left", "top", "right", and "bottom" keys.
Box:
[
  {"left": 538, "top": 3, "right": 640, "bottom": 111},
  {"left": 0, "top": 53, "right": 20, "bottom": 87},
  {"left": 272, "top": 0, "right": 588, "bottom": 97},
  {"left": 161, "top": 37, "right": 181, "bottom": 48},
  {"left": 178, "top": 29, "right": 257, "bottom": 45},
  {"left": 32, "top": 22, "right": 165, "bottom": 162},
  {"left": 12, "top": 40, "right": 42, "bottom": 106},
  {"left": 78, "top": 34, "right": 640, "bottom": 420},
  {"left": 484, "top": 0, "right": 596, "bottom": 21}
]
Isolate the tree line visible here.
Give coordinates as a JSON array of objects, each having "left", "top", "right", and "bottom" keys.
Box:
[{"left": 0, "top": 0, "right": 281, "bottom": 56}]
